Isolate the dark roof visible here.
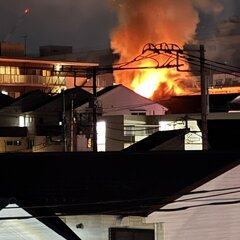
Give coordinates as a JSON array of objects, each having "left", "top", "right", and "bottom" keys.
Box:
[
  {"left": 10, "top": 90, "right": 52, "bottom": 112},
  {"left": 36, "top": 125, "right": 62, "bottom": 136},
  {"left": 123, "top": 129, "right": 187, "bottom": 151},
  {"left": 0, "top": 151, "right": 239, "bottom": 215},
  {"left": 65, "top": 87, "right": 92, "bottom": 109},
  {"left": 0, "top": 93, "right": 14, "bottom": 109},
  {"left": 0, "top": 151, "right": 239, "bottom": 239},
  {"left": 34, "top": 87, "right": 92, "bottom": 112},
  {"left": 0, "top": 127, "right": 27, "bottom": 137},
  {"left": 162, "top": 93, "right": 239, "bottom": 114}
]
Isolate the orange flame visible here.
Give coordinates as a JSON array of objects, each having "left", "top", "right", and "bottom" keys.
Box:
[
  {"left": 130, "top": 60, "right": 188, "bottom": 99},
  {"left": 110, "top": 0, "right": 201, "bottom": 100}
]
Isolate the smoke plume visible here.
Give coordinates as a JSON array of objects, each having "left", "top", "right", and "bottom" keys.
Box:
[
  {"left": 109, "top": 0, "right": 227, "bottom": 98},
  {"left": 193, "top": 0, "right": 224, "bottom": 14},
  {"left": 110, "top": 0, "right": 199, "bottom": 62}
]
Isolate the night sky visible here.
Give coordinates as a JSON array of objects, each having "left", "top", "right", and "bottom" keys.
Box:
[
  {"left": 0, "top": 0, "right": 117, "bottom": 54},
  {"left": 0, "top": 0, "right": 239, "bottom": 54}
]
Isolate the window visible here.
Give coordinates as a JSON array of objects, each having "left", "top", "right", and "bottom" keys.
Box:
[
  {"left": 109, "top": 228, "right": 154, "bottom": 240},
  {"left": 19, "top": 116, "right": 25, "bottom": 127},
  {"left": 97, "top": 121, "right": 106, "bottom": 151},
  {"left": 130, "top": 109, "right": 146, "bottom": 115},
  {"left": 0, "top": 66, "right": 5, "bottom": 74},
  {"left": 87, "top": 138, "right": 92, "bottom": 149},
  {"left": 5, "top": 66, "right": 11, "bottom": 75},
  {"left": 11, "top": 67, "right": 20, "bottom": 75},
  {"left": 131, "top": 112, "right": 146, "bottom": 116},
  {"left": 6, "top": 140, "right": 21, "bottom": 146},
  {"left": 42, "top": 70, "right": 51, "bottom": 77}
]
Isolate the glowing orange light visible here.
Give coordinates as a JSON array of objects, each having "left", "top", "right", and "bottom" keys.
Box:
[
  {"left": 130, "top": 60, "right": 186, "bottom": 99},
  {"left": 110, "top": 0, "right": 200, "bottom": 100}
]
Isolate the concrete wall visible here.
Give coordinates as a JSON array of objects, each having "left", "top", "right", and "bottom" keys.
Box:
[
  {"left": 146, "top": 164, "right": 240, "bottom": 240},
  {"left": 0, "top": 137, "right": 28, "bottom": 152},
  {"left": 61, "top": 215, "right": 163, "bottom": 240},
  {"left": 33, "top": 136, "right": 62, "bottom": 152}
]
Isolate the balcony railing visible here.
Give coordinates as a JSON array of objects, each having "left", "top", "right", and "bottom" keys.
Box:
[{"left": 0, "top": 74, "right": 65, "bottom": 86}]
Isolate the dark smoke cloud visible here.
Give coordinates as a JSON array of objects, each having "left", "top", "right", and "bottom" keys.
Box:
[
  {"left": 195, "top": 0, "right": 240, "bottom": 65},
  {"left": 196, "top": 0, "right": 236, "bottom": 39}
]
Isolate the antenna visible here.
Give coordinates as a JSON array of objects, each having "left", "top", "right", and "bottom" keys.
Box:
[{"left": 4, "top": 8, "right": 30, "bottom": 42}]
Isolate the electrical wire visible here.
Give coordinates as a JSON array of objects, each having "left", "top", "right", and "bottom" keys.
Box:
[
  {"left": 155, "top": 199, "right": 240, "bottom": 212},
  {"left": 0, "top": 197, "right": 239, "bottom": 220},
  {"left": 2, "top": 186, "right": 240, "bottom": 210},
  {"left": 114, "top": 43, "right": 240, "bottom": 81},
  {"left": 162, "top": 51, "right": 240, "bottom": 78}
]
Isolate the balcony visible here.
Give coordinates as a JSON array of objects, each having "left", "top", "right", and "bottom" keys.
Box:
[{"left": 0, "top": 74, "right": 66, "bottom": 87}]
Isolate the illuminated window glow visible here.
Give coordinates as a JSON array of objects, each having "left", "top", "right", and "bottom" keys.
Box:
[
  {"left": 97, "top": 121, "right": 106, "bottom": 152},
  {"left": 54, "top": 64, "right": 62, "bottom": 72},
  {"left": 19, "top": 116, "right": 25, "bottom": 127}
]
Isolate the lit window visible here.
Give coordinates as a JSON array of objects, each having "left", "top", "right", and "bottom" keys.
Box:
[
  {"left": 5, "top": 66, "right": 11, "bottom": 75},
  {"left": 42, "top": 70, "right": 51, "bottom": 77},
  {"left": 97, "top": 121, "right": 106, "bottom": 152},
  {"left": 87, "top": 138, "right": 92, "bottom": 149},
  {"left": 54, "top": 64, "right": 62, "bottom": 72},
  {"left": 19, "top": 116, "right": 25, "bottom": 127},
  {"left": 0, "top": 66, "right": 5, "bottom": 74},
  {"left": 11, "top": 67, "right": 20, "bottom": 75}
]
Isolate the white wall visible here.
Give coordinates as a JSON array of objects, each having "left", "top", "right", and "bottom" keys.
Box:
[
  {"left": 76, "top": 85, "right": 167, "bottom": 117},
  {"left": 99, "top": 86, "right": 167, "bottom": 116},
  {"left": 146, "top": 164, "right": 240, "bottom": 240},
  {"left": 61, "top": 215, "right": 161, "bottom": 240}
]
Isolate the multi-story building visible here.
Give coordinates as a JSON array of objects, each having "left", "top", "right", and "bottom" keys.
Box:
[{"left": 0, "top": 43, "right": 98, "bottom": 97}]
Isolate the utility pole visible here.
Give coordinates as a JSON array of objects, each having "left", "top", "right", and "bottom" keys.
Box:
[
  {"left": 62, "top": 90, "right": 67, "bottom": 152},
  {"left": 70, "top": 93, "right": 76, "bottom": 152},
  {"left": 200, "top": 45, "right": 209, "bottom": 150},
  {"left": 92, "top": 67, "right": 98, "bottom": 152}
]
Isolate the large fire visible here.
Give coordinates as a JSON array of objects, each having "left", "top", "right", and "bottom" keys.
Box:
[
  {"left": 130, "top": 60, "right": 189, "bottom": 100},
  {"left": 109, "top": 0, "right": 222, "bottom": 100}
]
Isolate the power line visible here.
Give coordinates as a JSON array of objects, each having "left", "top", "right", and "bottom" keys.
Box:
[
  {"left": 2, "top": 186, "right": 240, "bottom": 211},
  {"left": 155, "top": 199, "right": 240, "bottom": 212}
]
